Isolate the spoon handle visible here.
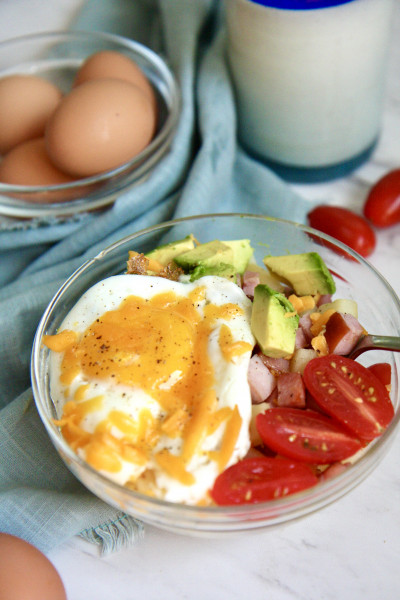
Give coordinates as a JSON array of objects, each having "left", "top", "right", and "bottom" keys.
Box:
[{"left": 348, "top": 334, "right": 400, "bottom": 359}]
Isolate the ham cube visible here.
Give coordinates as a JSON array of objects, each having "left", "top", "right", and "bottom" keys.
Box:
[
  {"left": 247, "top": 354, "right": 276, "bottom": 404},
  {"left": 275, "top": 372, "right": 306, "bottom": 408},
  {"left": 242, "top": 271, "right": 260, "bottom": 298},
  {"left": 257, "top": 353, "right": 290, "bottom": 375},
  {"left": 325, "top": 312, "right": 364, "bottom": 355},
  {"left": 298, "top": 313, "right": 313, "bottom": 342},
  {"left": 295, "top": 326, "right": 309, "bottom": 349},
  {"left": 317, "top": 294, "right": 332, "bottom": 306}
]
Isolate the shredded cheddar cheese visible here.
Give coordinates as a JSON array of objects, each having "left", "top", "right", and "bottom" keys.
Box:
[
  {"left": 161, "top": 408, "right": 190, "bottom": 438},
  {"left": 310, "top": 308, "right": 336, "bottom": 336},
  {"left": 311, "top": 333, "right": 329, "bottom": 356},
  {"left": 288, "top": 294, "right": 317, "bottom": 314},
  {"left": 43, "top": 329, "right": 77, "bottom": 352},
  {"left": 219, "top": 323, "right": 253, "bottom": 362},
  {"left": 155, "top": 450, "right": 196, "bottom": 486},
  {"left": 208, "top": 405, "right": 242, "bottom": 472}
]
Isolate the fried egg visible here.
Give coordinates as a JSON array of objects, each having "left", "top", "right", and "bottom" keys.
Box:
[{"left": 44, "top": 274, "right": 255, "bottom": 504}]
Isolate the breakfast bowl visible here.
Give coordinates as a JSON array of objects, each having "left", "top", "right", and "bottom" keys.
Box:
[
  {"left": 31, "top": 213, "right": 400, "bottom": 535},
  {"left": 0, "top": 30, "right": 179, "bottom": 219}
]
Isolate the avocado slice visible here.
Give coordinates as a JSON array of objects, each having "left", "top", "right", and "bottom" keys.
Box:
[
  {"left": 263, "top": 252, "right": 336, "bottom": 295},
  {"left": 190, "top": 262, "right": 237, "bottom": 282},
  {"left": 251, "top": 284, "right": 299, "bottom": 358},
  {"left": 222, "top": 239, "right": 254, "bottom": 274},
  {"left": 145, "top": 234, "right": 196, "bottom": 266},
  {"left": 173, "top": 240, "right": 233, "bottom": 272},
  {"left": 174, "top": 238, "right": 254, "bottom": 278}
]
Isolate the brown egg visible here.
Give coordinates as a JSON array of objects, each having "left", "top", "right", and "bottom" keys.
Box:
[
  {"left": 0, "top": 533, "right": 67, "bottom": 600},
  {"left": 74, "top": 49, "right": 157, "bottom": 114},
  {"left": 0, "top": 75, "right": 62, "bottom": 154},
  {"left": 0, "top": 138, "right": 75, "bottom": 186},
  {"left": 45, "top": 78, "right": 156, "bottom": 178},
  {"left": 0, "top": 137, "right": 81, "bottom": 203}
]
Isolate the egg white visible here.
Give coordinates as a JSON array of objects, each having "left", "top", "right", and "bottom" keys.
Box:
[{"left": 48, "top": 274, "right": 255, "bottom": 504}]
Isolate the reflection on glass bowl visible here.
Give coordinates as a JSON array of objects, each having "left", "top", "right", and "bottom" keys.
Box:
[{"left": 31, "top": 214, "right": 400, "bottom": 535}]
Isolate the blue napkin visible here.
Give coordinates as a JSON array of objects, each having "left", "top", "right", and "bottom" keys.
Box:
[{"left": 0, "top": 0, "right": 314, "bottom": 554}]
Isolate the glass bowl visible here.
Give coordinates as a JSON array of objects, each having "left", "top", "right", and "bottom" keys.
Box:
[
  {"left": 31, "top": 214, "right": 400, "bottom": 535},
  {"left": 0, "top": 31, "right": 179, "bottom": 219}
]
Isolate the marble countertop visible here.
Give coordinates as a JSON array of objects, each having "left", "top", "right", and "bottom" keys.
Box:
[{"left": 1, "top": 1, "right": 399, "bottom": 599}]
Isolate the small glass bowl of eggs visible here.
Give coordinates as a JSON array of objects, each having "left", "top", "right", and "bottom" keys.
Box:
[{"left": 0, "top": 30, "right": 180, "bottom": 218}]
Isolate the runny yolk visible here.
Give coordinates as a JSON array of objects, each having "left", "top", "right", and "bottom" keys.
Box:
[{"left": 45, "top": 287, "right": 249, "bottom": 483}]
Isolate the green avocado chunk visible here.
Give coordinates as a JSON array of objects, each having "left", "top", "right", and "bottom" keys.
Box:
[
  {"left": 174, "top": 238, "right": 253, "bottom": 279},
  {"left": 251, "top": 284, "right": 299, "bottom": 358},
  {"left": 173, "top": 240, "right": 233, "bottom": 271},
  {"left": 145, "top": 234, "right": 196, "bottom": 266},
  {"left": 190, "top": 262, "right": 237, "bottom": 282},
  {"left": 221, "top": 239, "right": 254, "bottom": 274},
  {"left": 263, "top": 252, "right": 336, "bottom": 295}
]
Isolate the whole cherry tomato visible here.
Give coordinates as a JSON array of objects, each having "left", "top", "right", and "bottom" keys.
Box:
[
  {"left": 308, "top": 205, "right": 376, "bottom": 257},
  {"left": 364, "top": 169, "right": 400, "bottom": 227}
]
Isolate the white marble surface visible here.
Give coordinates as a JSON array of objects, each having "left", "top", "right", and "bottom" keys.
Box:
[{"left": 1, "top": 1, "right": 399, "bottom": 599}]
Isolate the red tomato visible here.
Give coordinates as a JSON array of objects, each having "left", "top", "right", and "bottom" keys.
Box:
[
  {"left": 364, "top": 169, "right": 400, "bottom": 227},
  {"left": 303, "top": 356, "right": 394, "bottom": 442},
  {"left": 367, "top": 362, "right": 391, "bottom": 388},
  {"left": 210, "top": 457, "right": 318, "bottom": 505},
  {"left": 308, "top": 205, "right": 376, "bottom": 257},
  {"left": 256, "top": 408, "right": 361, "bottom": 464}
]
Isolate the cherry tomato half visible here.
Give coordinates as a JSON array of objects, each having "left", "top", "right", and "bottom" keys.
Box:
[
  {"left": 364, "top": 169, "right": 400, "bottom": 227},
  {"left": 367, "top": 362, "right": 391, "bottom": 388},
  {"left": 308, "top": 205, "right": 376, "bottom": 257},
  {"left": 256, "top": 408, "right": 361, "bottom": 464},
  {"left": 303, "top": 356, "right": 394, "bottom": 442},
  {"left": 210, "top": 457, "right": 318, "bottom": 505}
]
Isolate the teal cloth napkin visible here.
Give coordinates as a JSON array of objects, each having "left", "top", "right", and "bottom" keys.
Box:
[{"left": 0, "top": 0, "right": 315, "bottom": 554}]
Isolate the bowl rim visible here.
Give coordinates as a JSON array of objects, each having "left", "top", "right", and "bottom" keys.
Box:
[
  {"left": 30, "top": 213, "right": 400, "bottom": 526},
  {"left": 0, "top": 30, "right": 181, "bottom": 217}
]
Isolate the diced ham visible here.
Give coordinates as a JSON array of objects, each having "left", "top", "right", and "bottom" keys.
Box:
[
  {"left": 266, "top": 386, "right": 278, "bottom": 404},
  {"left": 257, "top": 353, "right": 290, "bottom": 375},
  {"left": 295, "top": 326, "right": 308, "bottom": 349},
  {"left": 274, "top": 372, "right": 306, "bottom": 408},
  {"left": 317, "top": 294, "right": 332, "bottom": 306},
  {"left": 298, "top": 313, "right": 313, "bottom": 342},
  {"left": 325, "top": 312, "right": 364, "bottom": 355},
  {"left": 247, "top": 354, "right": 276, "bottom": 404},
  {"left": 242, "top": 271, "right": 260, "bottom": 298}
]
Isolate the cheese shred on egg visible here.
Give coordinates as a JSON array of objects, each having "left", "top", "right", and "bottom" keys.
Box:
[{"left": 44, "top": 274, "right": 255, "bottom": 504}]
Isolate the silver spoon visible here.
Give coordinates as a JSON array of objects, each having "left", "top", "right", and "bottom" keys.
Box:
[{"left": 347, "top": 334, "right": 400, "bottom": 360}]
